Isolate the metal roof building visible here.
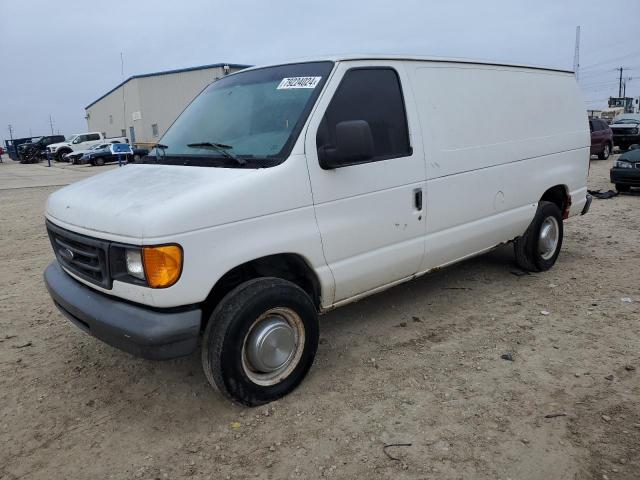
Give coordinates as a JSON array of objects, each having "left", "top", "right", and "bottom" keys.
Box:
[{"left": 85, "top": 63, "right": 250, "bottom": 145}]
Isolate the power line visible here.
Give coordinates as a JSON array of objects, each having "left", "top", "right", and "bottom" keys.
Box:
[{"left": 580, "top": 50, "right": 640, "bottom": 70}]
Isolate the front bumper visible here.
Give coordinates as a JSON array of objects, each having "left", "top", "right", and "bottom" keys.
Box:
[
  {"left": 613, "top": 135, "right": 640, "bottom": 149},
  {"left": 610, "top": 167, "right": 640, "bottom": 186},
  {"left": 44, "top": 261, "right": 201, "bottom": 360}
]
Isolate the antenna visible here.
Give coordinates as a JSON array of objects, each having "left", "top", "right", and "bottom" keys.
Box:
[
  {"left": 121, "top": 52, "right": 127, "bottom": 141},
  {"left": 573, "top": 26, "right": 580, "bottom": 80}
]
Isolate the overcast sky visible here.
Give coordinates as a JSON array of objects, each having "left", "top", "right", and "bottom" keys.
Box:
[{"left": 1, "top": 0, "right": 639, "bottom": 140}]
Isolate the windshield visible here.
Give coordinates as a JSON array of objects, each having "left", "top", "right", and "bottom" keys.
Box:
[
  {"left": 613, "top": 119, "right": 640, "bottom": 124},
  {"left": 156, "top": 61, "right": 333, "bottom": 167},
  {"left": 66, "top": 135, "right": 78, "bottom": 142}
]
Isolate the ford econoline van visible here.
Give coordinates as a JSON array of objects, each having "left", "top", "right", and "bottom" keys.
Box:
[{"left": 44, "top": 56, "right": 591, "bottom": 405}]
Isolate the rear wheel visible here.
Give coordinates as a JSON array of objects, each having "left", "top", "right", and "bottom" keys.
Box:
[
  {"left": 201, "top": 277, "right": 319, "bottom": 406},
  {"left": 93, "top": 157, "right": 105, "bottom": 167},
  {"left": 616, "top": 183, "right": 630, "bottom": 192},
  {"left": 514, "top": 201, "right": 563, "bottom": 272},
  {"left": 598, "top": 143, "right": 611, "bottom": 160}
]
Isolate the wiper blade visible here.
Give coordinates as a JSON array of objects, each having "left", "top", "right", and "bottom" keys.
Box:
[
  {"left": 187, "top": 142, "right": 246, "bottom": 165},
  {"left": 152, "top": 143, "right": 169, "bottom": 163}
]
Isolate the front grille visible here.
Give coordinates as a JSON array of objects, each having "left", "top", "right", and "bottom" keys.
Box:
[
  {"left": 46, "top": 221, "right": 111, "bottom": 289},
  {"left": 613, "top": 127, "right": 638, "bottom": 135}
]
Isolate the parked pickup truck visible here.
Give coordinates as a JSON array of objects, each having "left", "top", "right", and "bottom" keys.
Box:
[
  {"left": 43, "top": 56, "right": 591, "bottom": 406},
  {"left": 610, "top": 114, "right": 640, "bottom": 151},
  {"left": 47, "top": 133, "right": 128, "bottom": 161},
  {"left": 18, "top": 135, "right": 66, "bottom": 163}
]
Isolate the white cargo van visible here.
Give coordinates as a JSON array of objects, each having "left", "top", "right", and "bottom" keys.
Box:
[{"left": 44, "top": 56, "right": 591, "bottom": 405}]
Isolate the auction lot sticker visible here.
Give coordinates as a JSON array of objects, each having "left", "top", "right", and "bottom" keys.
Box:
[{"left": 277, "top": 77, "right": 321, "bottom": 89}]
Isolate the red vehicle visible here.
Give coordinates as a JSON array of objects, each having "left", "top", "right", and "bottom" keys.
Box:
[{"left": 590, "top": 117, "right": 613, "bottom": 160}]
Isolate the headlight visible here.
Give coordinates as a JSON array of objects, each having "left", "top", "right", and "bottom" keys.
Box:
[
  {"left": 615, "top": 161, "right": 633, "bottom": 169},
  {"left": 125, "top": 249, "right": 145, "bottom": 280},
  {"left": 110, "top": 244, "right": 182, "bottom": 288},
  {"left": 633, "top": 128, "right": 639, "bottom": 135}
]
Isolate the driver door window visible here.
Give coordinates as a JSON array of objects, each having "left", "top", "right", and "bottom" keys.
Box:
[{"left": 316, "top": 68, "right": 411, "bottom": 167}]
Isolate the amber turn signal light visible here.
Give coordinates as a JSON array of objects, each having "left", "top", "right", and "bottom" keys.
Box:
[{"left": 142, "top": 245, "right": 183, "bottom": 288}]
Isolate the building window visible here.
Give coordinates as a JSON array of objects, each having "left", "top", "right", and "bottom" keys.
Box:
[
  {"left": 121, "top": 129, "right": 126, "bottom": 137},
  {"left": 109, "top": 115, "right": 113, "bottom": 125},
  {"left": 152, "top": 124, "right": 159, "bottom": 137}
]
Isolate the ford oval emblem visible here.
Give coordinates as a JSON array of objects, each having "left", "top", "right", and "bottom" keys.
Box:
[{"left": 59, "top": 247, "right": 74, "bottom": 261}]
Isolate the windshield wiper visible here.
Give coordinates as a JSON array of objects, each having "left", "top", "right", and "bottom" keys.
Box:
[
  {"left": 187, "top": 142, "right": 246, "bottom": 165},
  {"left": 152, "top": 143, "right": 169, "bottom": 163}
]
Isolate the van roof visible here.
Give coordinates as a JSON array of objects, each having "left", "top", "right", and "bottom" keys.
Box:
[{"left": 241, "top": 54, "right": 574, "bottom": 75}]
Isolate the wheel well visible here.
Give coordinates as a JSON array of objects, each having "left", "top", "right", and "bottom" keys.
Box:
[
  {"left": 202, "top": 254, "right": 322, "bottom": 324},
  {"left": 540, "top": 185, "right": 570, "bottom": 219}
]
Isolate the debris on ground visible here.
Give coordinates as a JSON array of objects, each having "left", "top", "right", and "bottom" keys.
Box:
[
  {"left": 540, "top": 310, "right": 550, "bottom": 316},
  {"left": 382, "top": 443, "right": 412, "bottom": 461},
  {"left": 500, "top": 353, "right": 514, "bottom": 361},
  {"left": 621, "top": 297, "right": 633, "bottom": 304},
  {"left": 12, "top": 341, "right": 32, "bottom": 349},
  {"left": 587, "top": 189, "right": 618, "bottom": 199},
  {"left": 544, "top": 412, "right": 567, "bottom": 419}
]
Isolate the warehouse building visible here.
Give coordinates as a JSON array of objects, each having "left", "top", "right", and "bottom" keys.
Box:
[{"left": 85, "top": 62, "right": 250, "bottom": 145}]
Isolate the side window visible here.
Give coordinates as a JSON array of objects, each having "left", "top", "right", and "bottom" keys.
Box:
[
  {"left": 598, "top": 120, "right": 609, "bottom": 130},
  {"left": 589, "top": 120, "right": 594, "bottom": 132},
  {"left": 75, "top": 135, "right": 87, "bottom": 143},
  {"left": 317, "top": 68, "right": 411, "bottom": 167},
  {"left": 87, "top": 133, "right": 101, "bottom": 141}
]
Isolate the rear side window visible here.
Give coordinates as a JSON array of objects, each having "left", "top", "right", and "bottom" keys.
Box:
[
  {"left": 598, "top": 119, "right": 609, "bottom": 130},
  {"left": 87, "top": 133, "right": 101, "bottom": 141},
  {"left": 317, "top": 68, "right": 411, "bottom": 166}
]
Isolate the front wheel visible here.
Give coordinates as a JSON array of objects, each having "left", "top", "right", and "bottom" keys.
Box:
[
  {"left": 598, "top": 143, "right": 611, "bottom": 160},
  {"left": 93, "top": 157, "right": 105, "bottom": 167},
  {"left": 202, "top": 277, "right": 319, "bottom": 406},
  {"left": 514, "top": 201, "right": 563, "bottom": 272}
]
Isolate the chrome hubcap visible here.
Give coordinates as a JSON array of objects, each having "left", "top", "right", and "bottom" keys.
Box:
[
  {"left": 242, "top": 307, "right": 305, "bottom": 386},
  {"left": 538, "top": 216, "right": 559, "bottom": 260}
]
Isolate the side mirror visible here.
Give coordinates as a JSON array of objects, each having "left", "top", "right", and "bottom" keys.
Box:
[{"left": 318, "top": 120, "right": 374, "bottom": 169}]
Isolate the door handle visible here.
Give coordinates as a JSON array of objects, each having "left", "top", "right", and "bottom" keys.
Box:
[{"left": 414, "top": 188, "right": 423, "bottom": 211}]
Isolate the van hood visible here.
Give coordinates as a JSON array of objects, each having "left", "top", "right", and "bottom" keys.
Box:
[{"left": 46, "top": 164, "right": 264, "bottom": 239}]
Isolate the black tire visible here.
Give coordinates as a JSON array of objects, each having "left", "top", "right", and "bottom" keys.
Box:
[
  {"left": 616, "top": 183, "right": 630, "bottom": 192},
  {"left": 514, "top": 201, "right": 563, "bottom": 272},
  {"left": 55, "top": 149, "right": 70, "bottom": 162},
  {"left": 598, "top": 143, "right": 611, "bottom": 160},
  {"left": 202, "top": 277, "right": 319, "bottom": 406},
  {"left": 94, "top": 157, "right": 105, "bottom": 167}
]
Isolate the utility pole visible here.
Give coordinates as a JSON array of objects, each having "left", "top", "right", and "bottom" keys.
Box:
[
  {"left": 617, "top": 67, "right": 624, "bottom": 97},
  {"left": 8, "top": 124, "right": 13, "bottom": 141},
  {"left": 573, "top": 26, "right": 580, "bottom": 81},
  {"left": 49, "top": 115, "right": 54, "bottom": 135}
]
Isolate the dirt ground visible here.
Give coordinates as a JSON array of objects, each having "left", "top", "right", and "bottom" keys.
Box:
[{"left": 0, "top": 156, "right": 638, "bottom": 480}]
